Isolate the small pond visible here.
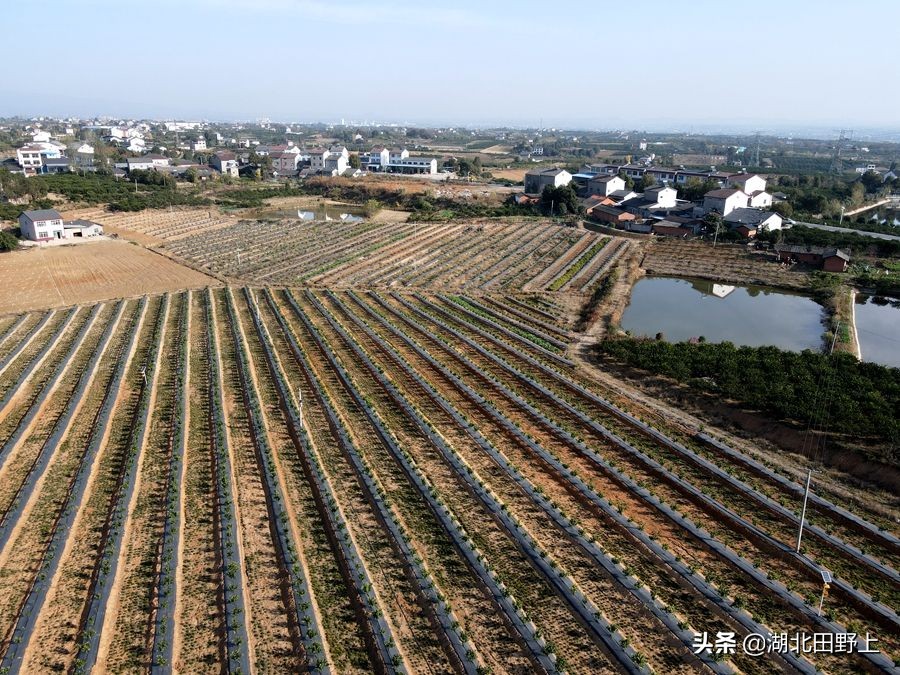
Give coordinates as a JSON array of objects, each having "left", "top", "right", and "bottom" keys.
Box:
[
  {"left": 621, "top": 276, "right": 826, "bottom": 351},
  {"left": 855, "top": 294, "right": 900, "bottom": 368}
]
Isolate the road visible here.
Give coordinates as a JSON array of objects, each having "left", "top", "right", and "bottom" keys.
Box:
[{"left": 790, "top": 220, "right": 900, "bottom": 242}]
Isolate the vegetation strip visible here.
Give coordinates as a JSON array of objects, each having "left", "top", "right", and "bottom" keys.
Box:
[
  {"left": 149, "top": 292, "right": 189, "bottom": 672},
  {"left": 250, "top": 290, "right": 472, "bottom": 673},
  {"left": 0, "top": 312, "right": 54, "bottom": 378},
  {"left": 335, "top": 290, "right": 726, "bottom": 672},
  {"left": 0, "top": 304, "right": 104, "bottom": 465},
  {"left": 373, "top": 292, "right": 821, "bottom": 673},
  {"left": 0, "top": 308, "right": 79, "bottom": 411},
  {"left": 204, "top": 289, "right": 252, "bottom": 674}
]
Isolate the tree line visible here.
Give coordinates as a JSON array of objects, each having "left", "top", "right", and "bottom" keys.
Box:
[{"left": 597, "top": 338, "right": 900, "bottom": 464}]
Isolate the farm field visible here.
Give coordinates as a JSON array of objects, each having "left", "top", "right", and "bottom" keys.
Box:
[
  {"left": 0, "top": 286, "right": 895, "bottom": 673},
  {"left": 641, "top": 240, "right": 811, "bottom": 290},
  {"left": 95, "top": 212, "right": 630, "bottom": 294},
  {"left": 0, "top": 240, "right": 218, "bottom": 314}
]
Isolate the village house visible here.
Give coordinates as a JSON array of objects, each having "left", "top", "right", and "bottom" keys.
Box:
[
  {"left": 589, "top": 205, "right": 636, "bottom": 226},
  {"left": 191, "top": 137, "right": 207, "bottom": 151},
  {"left": 62, "top": 219, "right": 104, "bottom": 238},
  {"left": 40, "top": 157, "right": 72, "bottom": 174},
  {"left": 524, "top": 167, "right": 573, "bottom": 194},
  {"left": 775, "top": 245, "right": 850, "bottom": 271},
  {"left": 70, "top": 142, "right": 95, "bottom": 169},
  {"left": 211, "top": 151, "right": 239, "bottom": 176},
  {"left": 16, "top": 145, "right": 45, "bottom": 174},
  {"left": 724, "top": 208, "right": 783, "bottom": 235},
  {"left": 270, "top": 151, "right": 300, "bottom": 174},
  {"left": 19, "top": 209, "right": 65, "bottom": 241},
  {"left": 703, "top": 188, "right": 748, "bottom": 216},
  {"left": 587, "top": 174, "right": 625, "bottom": 197}
]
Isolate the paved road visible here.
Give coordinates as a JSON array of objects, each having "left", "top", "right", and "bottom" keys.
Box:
[{"left": 791, "top": 220, "right": 900, "bottom": 242}]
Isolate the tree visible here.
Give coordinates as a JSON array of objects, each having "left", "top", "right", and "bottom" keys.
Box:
[
  {"left": 636, "top": 174, "right": 657, "bottom": 192},
  {"left": 860, "top": 170, "right": 883, "bottom": 194},
  {"left": 771, "top": 201, "right": 794, "bottom": 219},
  {"left": 348, "top": 153, "right": 361, "bottom": 169},
  {"left": 617, "top": 171, "right": 634, "bottom": 190},
  {"left": 540, "top": 184, "right": 580, "bottom": 216},
  {"left": 0, "top": 231, "right": 18, "bottom": 252}
]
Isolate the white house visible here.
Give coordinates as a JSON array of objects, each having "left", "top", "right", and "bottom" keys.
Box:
[
  {"left": 385, "top": 156, "right": 437, "bottom": 174},
  {"left": 324, "top": 153, "right": 349, "bottom": 175},
  {"left": 16, "top": 145, "right": 44, "bottom": 173},
  {"left": 587, "top": 174, "right": 625, "bottom": 197},
  {"left": 365, "top": 146, "right": 391, "bottom": 171},
  {"left": 524, "top": 167, "right": 573, "bottom": 194},
  {"left": 127, "top": 138, "right": 146, "bottom": 153},
  {"left": 62, "top": 219, "right": 104, "bottom": 238},
  {"left": 703, "top": 188, "right": 748, "bottom": 216},
  {"left": 71, "top": 142, "right": 95, "bottom": 168},
  {"left": 19, "top": 209, "right": 65, "bottom": 241},
  {"left": 191, "top": 138, "right": 207, "bottom": 151},
  {"left": 211, "top": 151, "right": 239, "bottom": 176},
  {"left": 31, "top": 130, "right": 51, "bottom": 143},
  {"left": 729, "top": 173, "right": 767, "bottom": 194},
  {"left": 644, "top": 185, "right": 678, "bottom": 208},
  {"left": 747, "top": 191, "right": 773, "bottom": 208}
]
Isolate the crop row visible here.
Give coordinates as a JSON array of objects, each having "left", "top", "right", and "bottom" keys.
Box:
[
  {"left": 297, "top": 290, "right": 644, "bottom": 673},
  {"left": 400, "top": 292, "right": 896, "bottom": 670},
  {"left": 0, "top": 298, "right": 146, "bottom": 672}
]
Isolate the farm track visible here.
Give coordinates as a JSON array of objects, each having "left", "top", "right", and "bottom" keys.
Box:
[
  {"left": 290, "top": 289, "right": 628, "bottom": 675},
  {"left": 398, "top": 293, "right": 897, "bottom": 671},
  {"left": 267, "top": 294, "right": 540, "bottom": 672}
]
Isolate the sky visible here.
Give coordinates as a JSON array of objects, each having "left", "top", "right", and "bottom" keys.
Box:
[{"left": 3, "top": 0, "right": 899, "bottom": 133}]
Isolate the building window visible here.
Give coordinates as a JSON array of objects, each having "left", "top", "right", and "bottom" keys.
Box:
[{"left": 37, "top": 231, "right": 46, "bottom": 238}]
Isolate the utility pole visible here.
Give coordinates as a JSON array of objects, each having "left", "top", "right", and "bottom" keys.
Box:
[{"left": 795, "top": 468, "right": 812, "bottom": 553}]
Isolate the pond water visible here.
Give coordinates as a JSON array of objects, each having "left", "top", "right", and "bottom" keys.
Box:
[
  {"left": 621, "top": 276, "right": 826, "bottom": 351},
  {"left": 256, "top": 205, "right": 366, "bottom": 222},
  {"left": 855, "top": 294, "right": 900, "bottom": 368}
]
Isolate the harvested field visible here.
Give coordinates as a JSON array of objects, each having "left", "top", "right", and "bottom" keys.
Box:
[
  {"left": 641, "top": 240, "right": 810, "bottom": 290},
  {"left": 0, "top": 240, "right": 218, "bottom": 314},
  {"left": 0, "top": 287, "right": 894, "bottom": 674},
  {"left": 160, "top": 217, "right": 628, "bottom": 295}
]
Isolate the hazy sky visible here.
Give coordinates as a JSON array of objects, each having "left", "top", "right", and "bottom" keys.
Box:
[{"left": 3, "top": 0, "right": 898, "bottom": 132}]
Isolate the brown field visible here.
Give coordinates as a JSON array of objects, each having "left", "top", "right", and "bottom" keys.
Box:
[
  {"left": 0, "top": 240, "right": 217, "bottom": 314},
  {"left": 641, "top": 239, "right": 811, "bottom": 289},
  {"left": 490, "top": 168, "right": 528, "bottom": 181},
  {"left": 0, "top": 286, "right": 894, "bottom": 674}
]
